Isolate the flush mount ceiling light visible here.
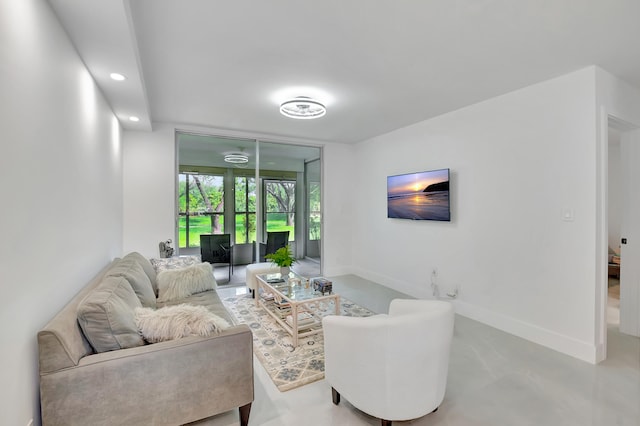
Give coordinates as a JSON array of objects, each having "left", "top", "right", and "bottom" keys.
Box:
[
  {"left": 224, "top": 152, "right": 249, "bottom": 164},
  {"left": 280, "top": 97, "right": 326, "bottom": 119},
  {"left": 110, "top": 73, "right": 126, "bottom": 81}
]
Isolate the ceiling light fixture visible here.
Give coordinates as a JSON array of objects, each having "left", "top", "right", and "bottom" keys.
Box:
[
  {"left": 110, "top": 73, "right": 126, "bottom": 81},
  {"left": 280, "top": 97, "right": 326, "bottom": 119},
  {"left": 224, "top": 152, "right": 249, "bottom": 164},
  {"left": 129, "top": 116, "right": 140, "bottom": 122}
]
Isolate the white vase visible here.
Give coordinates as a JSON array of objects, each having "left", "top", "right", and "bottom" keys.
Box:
[{"left": 280, "top": 266, "right": 290, "bottom": 277}]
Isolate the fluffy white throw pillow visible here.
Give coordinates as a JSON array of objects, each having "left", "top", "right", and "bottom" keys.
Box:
[
  {"left": 134, "top": 304, "right": 230, "bottom": 343},
  {"left": 156, "top": 262, "right": 216, "bottom": 302}
]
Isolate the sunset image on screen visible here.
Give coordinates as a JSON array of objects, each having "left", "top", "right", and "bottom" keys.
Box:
[{"left": 387, "top": 169, "right": 450, "bottom": 221}]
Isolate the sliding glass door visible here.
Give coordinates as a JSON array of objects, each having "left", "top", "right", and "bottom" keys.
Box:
[{"left": 176, "top": 131, "right": 321, "bottom": 270}]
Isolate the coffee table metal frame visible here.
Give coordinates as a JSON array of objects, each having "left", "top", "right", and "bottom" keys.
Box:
[{"left": 255, "top": 272, "right": 340, "bottom": 346}]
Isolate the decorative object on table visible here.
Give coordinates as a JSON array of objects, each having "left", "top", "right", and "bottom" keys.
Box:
[
  {"left": 289, "top": 277, "right": 301, "bottom": 287},
  {"left": 311, "top": 277, "right": 333, "bottom": 295},
  {"left": 264, "top": 245, "right": 296, "bottom": 276},
  {"left": 158, "top": 239, "right": 174, "bottom": 258},
  {"left": 222, "top": 294, "right": 374, "bottom": 392}
]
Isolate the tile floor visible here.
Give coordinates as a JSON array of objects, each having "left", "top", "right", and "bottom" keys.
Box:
[{"left": 194, "top": 274, "right": 640, "bottom": 426}]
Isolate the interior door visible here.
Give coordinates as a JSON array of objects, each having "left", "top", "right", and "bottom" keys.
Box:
[{"left": 619, "top": 128, "right": 640, "bottom": 337}]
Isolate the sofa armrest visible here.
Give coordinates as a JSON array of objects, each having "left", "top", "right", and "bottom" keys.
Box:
[{"left": 40, "top": 325, "right": 254, "bottom": 426}]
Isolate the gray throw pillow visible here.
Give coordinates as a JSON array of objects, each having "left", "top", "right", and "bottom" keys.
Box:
[
  {"left": 106, "top": 258, "right": 156, "bottom": 308},
  {"left": 123, "top": 252, "right": 158, "bottom": 295},
  {"left": 77, "top": 276, "right": 145, "bottom": 353}
]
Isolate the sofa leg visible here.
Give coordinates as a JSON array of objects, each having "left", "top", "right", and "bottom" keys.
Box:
[
  {"left": 381, "top": 420, "right": 392, "bottom": 426},
  {"left": 239, "top": 402, "right": 252, "bottom": 426},
  {"left": 332, "top": 387, "right": 340, "bottom": 405}
]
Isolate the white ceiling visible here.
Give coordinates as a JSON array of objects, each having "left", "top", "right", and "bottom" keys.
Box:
[{"left": 49, "top": 0, "right": 640, "bottom": 144}]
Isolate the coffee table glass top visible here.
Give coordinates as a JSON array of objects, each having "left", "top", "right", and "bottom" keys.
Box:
[{"left": 258, "top": 272, "right": 325, "bottom": 302}]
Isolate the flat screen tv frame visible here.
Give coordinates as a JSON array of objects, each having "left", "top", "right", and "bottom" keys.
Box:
[{"left": 387, "top": 168, "right": 451, "bottom": 221}]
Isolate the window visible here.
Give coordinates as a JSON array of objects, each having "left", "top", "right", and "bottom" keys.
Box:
[
  {"left": 178, "top": 173, "right": 224, "bottom": 248},
  {"left": 234, "top": 176, "right": 256, "bottom": 244},
  {"left": 308, "top": 181, "right": 321, "bottom": 240},
  {"left": 265, "top": 180, "right": 295, "bottom": 241}
]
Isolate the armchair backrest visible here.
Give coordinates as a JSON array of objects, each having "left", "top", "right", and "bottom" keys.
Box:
[
  {"left": 323, "top": 299, "right": 454, "bottom": 422},
  {"left": 200, "top": 234, "right": 231, "bottom": 264},
  {"left": 265, "top": 231, "right": 289, "bottom": 255}
]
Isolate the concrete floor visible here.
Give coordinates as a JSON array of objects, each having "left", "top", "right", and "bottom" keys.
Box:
[{"left": 194, "top": 274, "right": 640, "bottom": 426}]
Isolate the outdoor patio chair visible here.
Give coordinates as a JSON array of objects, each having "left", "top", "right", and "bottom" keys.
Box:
[
  {"left": 200, "top": 234, "right": 233, "bottom": 282},
  {"left": 253, "top": 231, "right": 289, "bottom": 263}
]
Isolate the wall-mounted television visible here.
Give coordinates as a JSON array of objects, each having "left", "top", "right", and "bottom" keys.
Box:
[{"left": 387, "top": 168, "right": 450, "bottom": 221}]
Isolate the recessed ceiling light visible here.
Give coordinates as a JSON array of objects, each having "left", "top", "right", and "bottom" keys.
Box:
[
  {"left": 280, "top": 97, "right": 326, "bottom": 120},
  {"left": 129, "top": 116, "right": 140, "bottom": 122},
  {"left": 110, "top": 73, "right": 126, "bottom": 81}
]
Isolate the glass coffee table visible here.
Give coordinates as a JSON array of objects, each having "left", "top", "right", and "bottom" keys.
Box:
[{"left": 255, "top": 271, "right": 340, "bottom": 346}]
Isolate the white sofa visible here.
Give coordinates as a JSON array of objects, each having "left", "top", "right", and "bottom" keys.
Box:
[{"left": 322, "top": 299, "right": 455, "bottom": 426}]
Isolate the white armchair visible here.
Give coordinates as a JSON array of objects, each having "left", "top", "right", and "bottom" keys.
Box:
[{"left": 322, "top": 299, "right": 454, "bottom": 426}]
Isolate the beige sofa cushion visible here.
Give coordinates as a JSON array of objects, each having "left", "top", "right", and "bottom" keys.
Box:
[
  {"left": 77, "top": 276, "right": 145, "bottom": 353},
  {"left": 124, "top": 251, "right": 158, "bottom": 295},
  {"left": 106, "top": 257, "right": 156, "bottom": 308}
]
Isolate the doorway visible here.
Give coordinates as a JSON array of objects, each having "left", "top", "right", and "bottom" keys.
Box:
[
  {"left": 603, "top": 117, "right": 640, "bottom": 362},
  {"left": 606, "top": 126, "right": 622, "bottom": 327}
]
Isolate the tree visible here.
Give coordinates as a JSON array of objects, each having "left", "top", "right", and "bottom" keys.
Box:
[
  {"left": 266, "top": 181, "right": 295, "bottom": 226},
  {"left": 192, "top": 175, "right": 224, "bottom": 233}
]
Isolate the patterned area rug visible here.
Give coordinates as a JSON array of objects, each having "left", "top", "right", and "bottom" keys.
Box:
[{"left": 222, "top": 294, "right": 374, "bottom": 392}]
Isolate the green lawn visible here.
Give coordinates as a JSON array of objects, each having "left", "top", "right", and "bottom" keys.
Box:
[
  {"left": 178, "top": 216, "right": 223, "bottom": 247},
  {"left": 179, "top": 213, "right": 295, "bottom": 248}
]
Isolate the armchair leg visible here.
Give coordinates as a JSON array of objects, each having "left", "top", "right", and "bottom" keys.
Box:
[
  {"left": 331, "top": 387, "right": 340, "bottom": 405},
  {"left": 239, "top": 402, "right": 252, "bottom": 426}
]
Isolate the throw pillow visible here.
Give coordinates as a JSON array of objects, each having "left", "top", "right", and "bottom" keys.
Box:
[
  {"left": 123, "top": 252, "right": 158, "bottom": 295},
  {"left": 134, "top": 304, "right": 230, "bottom": 343},
  {"left": 156, "top": 262, "right": 216, "bottom": 302},
  {"left": 77, "top": 276, "right": 145, "bottom": 353},
  {"left": 105, "top": 257, "right": 157, "bottom": 308},
  {"left": 150, "top": 255, "right": 201, "bottom": 273}
]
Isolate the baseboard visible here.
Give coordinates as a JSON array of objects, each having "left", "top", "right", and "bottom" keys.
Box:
[
  {"left": 349, "top": 266, "right": 422, "bottom": 298},
  {"left": 453, "top": 300, "right": 598, "bottom": 364},
  {"left": 334, "top": 268, "right": 599, "bottom": 364}
]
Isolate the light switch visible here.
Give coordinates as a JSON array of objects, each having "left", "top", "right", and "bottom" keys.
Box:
[{"left": 562, "top": 208, "right": 574, "bottom": 222}]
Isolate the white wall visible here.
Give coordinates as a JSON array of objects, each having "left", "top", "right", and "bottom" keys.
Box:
[
  {"left": 122, "top": 123, "right": 355, "bottom": 274},
  {"left": 123, "top": 125, "right": 176, "bottom": 257},
  {"left": 0, "top": 1, "right": 123, "bottom": 425},
  {"left": 352, "top": 68, "right": 600, "bottom": 362}
]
